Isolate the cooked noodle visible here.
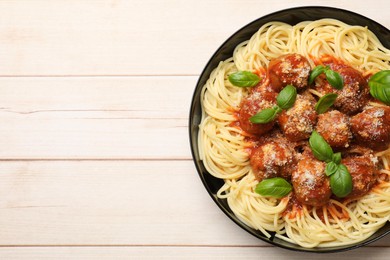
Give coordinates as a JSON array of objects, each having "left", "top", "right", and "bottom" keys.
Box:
[{"left": 198, "top": 19, "right": 390, "bottom": 248}]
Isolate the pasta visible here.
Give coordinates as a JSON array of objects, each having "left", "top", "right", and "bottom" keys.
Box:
[{"left": 198, "top": 19, "right": 390, "bottom": 248}]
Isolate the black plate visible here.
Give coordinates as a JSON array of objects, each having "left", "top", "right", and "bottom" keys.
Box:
[{"left": 189, "top": 6, "right": 390, "bottom": 253}]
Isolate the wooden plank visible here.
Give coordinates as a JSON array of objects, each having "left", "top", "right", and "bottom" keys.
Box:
[
  {"left": 0, "top": 76, "right": 197, "bottom": 159},
  {"left": 0, "top": 160, "right": 388, "bottom": 247},
  {"left": 0, "top": 246, "right": 390, "bottom": 259},
  {"left": 0, "top": 160, "right": 261, "bottom": 246},
  {"left": 0, "top": 117, "right": 190, "bottom": 159},
  {"left": 0, "top": 1, "right": 388, "bottom": 75},
  {"left": 0, "top": 76, "right": 197, "bottom": 119}
]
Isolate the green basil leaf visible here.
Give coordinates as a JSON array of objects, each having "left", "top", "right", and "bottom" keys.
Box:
[
  {"left": 228, "top": 71, "right": 260, "bottom": 88},
  {"left": 368, "top": 70, "right": 390, "bottom": 105},
  {"left": 276, "top": 85, "right": 297, "bottom": 110},
  {"left": 370, "top": 83, "right": 380, "bottom": 99},
  {"left": 274, "top": 106, "right": 283, "bottom": 114},
  {"left": 380, "top": 85, "right": 390, "bottom": 105},
  {"left": 330, "top": 164, "right": 352, "bottom": 198},
  {"left": 325, "top": 162, "right": 338, "bottom": 176},
  {"left": 255, "top": 177, "right": 292, "bottom": 198},
  {"left": 250, "top": 107, "right": 279, "bottom": 124},
  {"left": 315, "top": 93, "right": 338, "bottom": 114},
  {"left": 332, "top": 152, "right": 342, "bottom": 164},
  {"left": 325, "top": 69, "right": 344, "bottom": 90},
  {"left": 308, "top": 65, "right": 325, "bottom": 85},
  {"left": 309, "top": 131, "right": 334, "bottom": 163}
]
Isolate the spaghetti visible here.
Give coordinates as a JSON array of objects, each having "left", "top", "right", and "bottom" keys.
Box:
[{"left": 198, "top": 19, "right": 390, "bottom": 248}]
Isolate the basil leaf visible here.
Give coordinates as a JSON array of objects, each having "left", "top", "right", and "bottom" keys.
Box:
[
  {"left": 325, "top": 162, "right": 338, "bottom": 176},
  {"left": 309, "top": 131, "right": 334, "bottom": 163},
  {"left": 277, "top": 85, "right": 297, "bottom": 110},
  {"left": 325, "top": 69, "right": 344, "bottom": 90},
  {"left": 228, "top": 71, "right": 260, "bottom": 88},
  {"left": 330, "top": 164, "right": 352, "bottom": 198},
  {"left": 255, "top": 177, "right": 292, "bottom": 198},
  {"left": 380, "top": 85, "right": 390, "bottom": 105},
  {"left": 315, "top": 93, "right": 338, "bottom": 114},
  {"left": 332, "top": 152, "right": 342, "bottom": 164},
  {"left": 371, "top": 84, "right": 390, "bottom": 105},
  {"left": 308, "top": 65, "right": 325, "bottom": 85},
  {"left": 370, "top": 83, "right": 380, "bottom": 99},
  {"left": 250, "top": 107, "right": 279, "bottom": 124},
  {"left": 368, "top": 70, "right": 390, "bottom": 105},
  {"left": 274, "top": 106, "right": 283, "bottom": 114}
]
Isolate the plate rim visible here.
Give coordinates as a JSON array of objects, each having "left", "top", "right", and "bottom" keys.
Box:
[{"left": 189, "top": 5, "right": 390, "bottom": 253}]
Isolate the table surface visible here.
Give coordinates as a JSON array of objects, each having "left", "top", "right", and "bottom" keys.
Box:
[{"left": 1, "top": 0, "right": 390, "bottom": 259}]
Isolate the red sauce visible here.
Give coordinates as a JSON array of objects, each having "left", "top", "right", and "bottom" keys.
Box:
[
  {"left": 282, "top": 195, "right": 303, "bottom": 219},
  {"left": 282, "top": 195, "right": 350, "bottom": 222},
  {"left": 313, "top": 54, "right": 349, "bottom": 69},
  {"left": 231, "top": 53, "right": 387, "bottom": 208}
]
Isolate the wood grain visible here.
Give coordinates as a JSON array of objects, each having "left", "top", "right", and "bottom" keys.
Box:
[
  {"left": 0, "top": 1, "right": 388, "bottom": 76},
  {"left": 0, "top": 246, "right": 389, "bottom": 259},
  {"left": 0, "top": 160, "right": 388, "bottom": 247},
  {"left": 0, "top": 77, "right": 194, "bottom": 159},
  {"left": 0, "top": 76, "right": 196, "bottom": 119},
  {"left": 0, "top": 160, "right": 259, "bottom": 245},
  {"left": 0, "top": 117, "right": 189, "bottom": 159},
  {"left": 1, "top": 0, "right": 390, "bottom": 258}
]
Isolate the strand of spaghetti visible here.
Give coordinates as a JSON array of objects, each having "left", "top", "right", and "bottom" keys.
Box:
[{"left": 198, "top": 19, "right": 390, "bottom": 247}]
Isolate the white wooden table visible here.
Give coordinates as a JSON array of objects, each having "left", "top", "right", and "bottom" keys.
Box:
[{"left": 0, "top": 1, "right": 389, "bottom": 259}]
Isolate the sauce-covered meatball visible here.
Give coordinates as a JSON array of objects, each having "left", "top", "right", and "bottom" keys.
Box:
[
  {"left": 278, "top": 93, "right": 317, "bottom": 141},
  {"left": 350, "top": 107, "right": 390, "bottom": 151},
  {"left": 250, "top": 140, "right": 296, "bottom": 181},
  {"left": 238, "top": 89, "right": 277, "bottom": 135},
  {"left": 316, "top": 110, "right": 352, "bottom": 149},
  {"left": 268, "top": 53, "right": 311, "bottom": 92},
  {"left": 314, "top": 66, "right": 369, "bottom": 115},
  {"left": 292, "top": 149, "right": 331, "bottom": 207},
  {"left": 342, "top": 148, "right": 379, "bottom": 199}
]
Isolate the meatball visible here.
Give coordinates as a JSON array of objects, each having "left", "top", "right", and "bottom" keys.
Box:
[
  {"left": 292, "top": 150, "right": 331, "bottom": 207},
  {"left": 238, "top": 89, "right": 277, "bottom": 135},
  {"left": 314, "top": 66, "right": 369, "bottom": 115},
  {"left": 350, "top": 107, "right": 390, "bottom": 151},
  {"left": 250, "top": 140, "right": 296, "bottom": 181},
  {"left": 342, "top": 149, "right": 379, "bottom": 199},
  {"left": 316, "top": 110, "right": 352, "bottom": 149},
  {"left": 268, "top": 53, "right": 311, "bottom": 92},
  {"left": 278, "top": 93, "right": 317, "bottom": 141}
]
